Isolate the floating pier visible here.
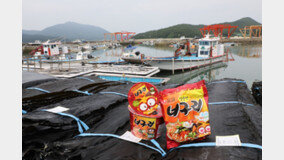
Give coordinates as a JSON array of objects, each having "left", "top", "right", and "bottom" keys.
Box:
[
  {"left": 89, "top": 64, "right": 160, "bottom": 76},
  {"left": 94, "top": 73, "right": 170, "bottom": 84}
]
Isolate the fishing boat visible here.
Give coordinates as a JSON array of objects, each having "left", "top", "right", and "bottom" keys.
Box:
[
  {"left": 161, "top": 62, "right": 228, "bottom": 84},
  {"left": 82, "top": 44, "right": 92, "bottom": 50},
  {"left": 122, "top": 35, "right": 227, "bottom": 71},
  {"left": 146, "top": 35, "right": 226, "bottom": 71},
  {"left": 120, "top": 45, "right": 146, "bottom": 64},
  {"left": 91, "top": 45, "right": 97, "bottom": 50},
  {"left": 41, "top": 51, "right": 96, "bottom": 63},
  {"left": 142, "top": 40, "right": 155, "bottom": 46}
]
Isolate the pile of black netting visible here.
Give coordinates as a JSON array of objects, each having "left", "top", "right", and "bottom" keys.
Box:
[
  {"left": 22, "top": 71, "right": 57, "bottom": 89},
  {"left": 251, "top": 81, "right": 262, "bottom": 106},
  {"left": 22, "top": 77, "right": 262, "bottom": 160}
]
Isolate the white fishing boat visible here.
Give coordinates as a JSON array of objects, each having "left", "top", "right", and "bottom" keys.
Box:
[
  {"left": 121, "top": 45, "right": 146, "bottom": 64},
  {"left": 73, "top": 51, "right": 95, "bottom": 61},
  {"left": 82, "top": 43, "right": 92, "bottom": 50},
  {"left": 122, "top": 35, "right": 227, "bottom": 71},
  {"left": 41, "top": 51, "right": 96, "bottom": 64},
  {"left": 142, "top": 40, "right": 155, "bottom": 46},
  {"left": 28, "top": 40, "right": 70, "bottom": 57},
  {"left": 164, "top": 62, "right": 228, "bottom": 84}
]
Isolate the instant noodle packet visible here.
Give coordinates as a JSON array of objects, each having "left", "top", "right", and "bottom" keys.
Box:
[
  {"left": 128, "top": 82, "right": 164, "bottom": 140},
  {"left": 159, "top": 80, "right": 211, "bottom": 149},
  {"left": 128, "top": 82, "right": 160, "bottom": 116},
  {"left": 128, "top": 105, "right": 164, "bottom": 140}
]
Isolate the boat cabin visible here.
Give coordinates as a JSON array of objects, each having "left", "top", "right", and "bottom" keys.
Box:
[
  {"left": 42, "top": 42, "right": 61, "bottom": 56},
  {"left": 29, "top": 41, "right": 70, "bottom": 58},
  {"left": 197, "top": 35, "right": 224, "bottom": 58}
]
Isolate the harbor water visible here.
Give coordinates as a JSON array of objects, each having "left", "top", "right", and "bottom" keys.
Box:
[{"left": 90, "top": 44, "right": 262, "bottom": 88}]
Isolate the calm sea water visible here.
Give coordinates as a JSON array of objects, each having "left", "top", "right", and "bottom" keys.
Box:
[{"left": 90, "top": 44, "right": 262, "bottom": 88}]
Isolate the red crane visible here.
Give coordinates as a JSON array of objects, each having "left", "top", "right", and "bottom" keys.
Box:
[
  {"left": 199, "top": 24, "right": 238, "bottom": 39},
  {"left": 104, "top": 31, "right": 136, "bottom": 42}
]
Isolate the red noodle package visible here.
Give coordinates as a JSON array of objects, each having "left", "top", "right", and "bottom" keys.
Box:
[
  {"left": 128, "top": 82, "right": 164, "bottom": 140},
  {"left": 160, "top": 80, "right": 211, "bottom": 149}
]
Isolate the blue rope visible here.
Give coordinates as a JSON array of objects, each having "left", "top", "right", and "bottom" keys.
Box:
[
  {"left": 77, "top": 133, "right": 261, "bottom": 156},
  {"left": 99, "top": 92, "right": 128, "bottom": 98},
  {"left": 209, "top": 101, "right": 254, "bottom": 106},
  {"left": 241, "top": 143, "right": 263, "bottom": 150},
  {"left": 72, "top": 89, "right": 93, "bottom": 96},
  {"left": 208, "top": 80, "right": 246, "bottom": 84},
  {"left": 239, "top": 102, "right": 254, "bottom": 106},
  {"left": 22, "top": 110, "right": 27, "bottom": 114},
  {"left": 76, "top": 133, "right": 166, "bottom": 157},
  {"left": 150, "top": 139, "right": 167, "bottom": 156},
  {"left": 169, "top": 142, "right": 262, "bottom": 152},
  {"left": 41, "top": 109, "right": 89, "bottom": 134},
  {"left": 26, "top": 87, "right": 50, "bottom": 93},
  {"left": 253, "top": 86, "right": 260, "bottom": 90},
  {"left": 77, "top": 77, "right": 95, "bottom": 83},
  {"left": 24, "top": 107, "right": 262, "bottom": 156}
]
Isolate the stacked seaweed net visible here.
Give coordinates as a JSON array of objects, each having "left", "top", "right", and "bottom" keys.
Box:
[
  {"left": 251, "top": 81, "right": 262, "bottom": 106},
  {"left": 22, "top": 76, "right": 261, "bottom": 160}
]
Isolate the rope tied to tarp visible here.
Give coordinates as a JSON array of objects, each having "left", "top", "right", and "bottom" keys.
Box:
[
  {"left": 150, "top": 139, "right": 167, "bottom": 156},
  {"left": 253, "top": 86, "right": 261, "bottom": 90},
  {"left": 23, "top": 86, "right": 262, "bottom": 157},
  {"left": 22, "top": 110, "right": 27, "bottom": 114},
  {"left": 76, "top": 133, "right": 262, "bottom": 157},
  {"left": 209, "top": 101, "right": 254, "bottom": 106},
  {"left": 208, "top": 80, "right": 246, "bottom": 84},
  {"left": 23, "top": 106, "right": 262, "bottom": 156},
  {"left": 96, "top": 92, "right": 255, "bottom": 107},
  {"left": 76, "top": 133, "right": 166, "bottom": 157},
  {"left": 168, "top": 142, "right": 262, "bottom": 153},
  {"left": 72, "top": 89, "right": 93, "bottom": 96},
  {"left": 98, "top": 92, "right": 128, "bottom": 98},
  {"left": 76, "top": 77, "right": 95, "bottom": 83},
  {"left": 95, "top": 92, "right": 255, "bottom": 107},
  {"left": 26, "top": 87, "right": 94, "bottom": 96},
  {"left": 26, "top": 87, "right": 50, "bottom": 93},
  {"left": 41, "top": 109, "right": 89, "bottom": 134}
]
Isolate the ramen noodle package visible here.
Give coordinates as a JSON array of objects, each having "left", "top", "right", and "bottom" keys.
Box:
[
  {"left": 160, "top": 80, "right": 211, "bottom": 149},
  {"left": 128, "top": 106, "right": 164, "bottom": 140},
  {"left": 128, "top": 82, "right": 164, "bottom": 140}
]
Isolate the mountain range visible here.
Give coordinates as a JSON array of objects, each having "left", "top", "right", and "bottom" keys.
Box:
[
  {"left": 134, "top": 17, "right": 261, "bottom": 39},
  {"left": 23, "top": 17, "right": 261, "bottom": 42},
  {"left": 22, "top": 22, "right": 110, "bottom": 43}
]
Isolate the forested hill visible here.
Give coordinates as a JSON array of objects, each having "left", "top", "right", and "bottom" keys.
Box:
[{"left": 134, "top": 17, "right": 261, "bottom": 39}]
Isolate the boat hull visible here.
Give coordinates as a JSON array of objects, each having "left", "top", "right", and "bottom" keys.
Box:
[
  {"left": 145, "top": 55, "right": 226, "bottom": 71},
  {"left": 164, "top": 62, "right": 227, "bottom": 84},
  {"left": 121, "top": 57, "right": 145, "bottom": 64}
]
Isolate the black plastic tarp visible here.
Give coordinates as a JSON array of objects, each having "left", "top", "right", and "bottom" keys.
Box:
[
  {"left": 22, "top": 78, "right": 262, "bottom": 160},
  {"left": 251, "top": 81, "right": 262, "bottom": 106}
]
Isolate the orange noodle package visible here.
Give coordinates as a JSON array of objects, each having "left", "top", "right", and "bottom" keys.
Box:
[
  {"left": 128, "top": 82, "right": 164, "bottom": 140},
  {"left": 159, "top": 80, "right": 211, "bottom": 149}
]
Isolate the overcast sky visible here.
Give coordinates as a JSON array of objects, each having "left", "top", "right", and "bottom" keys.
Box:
[{"left": 23, "top": 0, "right": 262, "bottom": 33}]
